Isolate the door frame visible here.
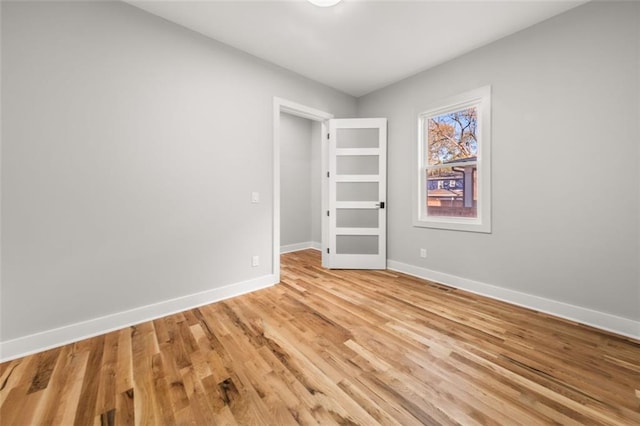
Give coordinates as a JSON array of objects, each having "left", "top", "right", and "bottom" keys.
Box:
[{"left": 273, "top": 97, "right": 333, "bottom": 281}]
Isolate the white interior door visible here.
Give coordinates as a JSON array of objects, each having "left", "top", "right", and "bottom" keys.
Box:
[{"left": 327, "top": 118, "right": 387, "bottom": 269}]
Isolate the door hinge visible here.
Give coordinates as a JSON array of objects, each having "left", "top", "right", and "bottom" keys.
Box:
[
  {"left": 327, "top": 248, "right": 330, "bottom": 254},
  {"left": 326, "top": 210, "right": 330, "bottom": 216},
  {"left": 327, "top": 171, "right": 330, "bottom": 178},
  {"left": 327, "top": 133, "right": 330, "bottom": 140}
]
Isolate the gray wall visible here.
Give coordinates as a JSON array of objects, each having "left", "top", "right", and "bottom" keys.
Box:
[
  {"left": 0, "top": 1, "right": 356, "bottom": 341},
  {"left": 357, "top": 1, "right": 640, "bottom": 321},
  {"left": 280, "top": 115, "right": 322, "bottom": 249},
  {"left": 310, "top": 121, "right": 323, "bottom": 244}
]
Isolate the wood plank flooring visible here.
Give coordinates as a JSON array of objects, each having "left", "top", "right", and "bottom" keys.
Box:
[{"left": 1, "top": 249, "right": 639, "bottom": 425}]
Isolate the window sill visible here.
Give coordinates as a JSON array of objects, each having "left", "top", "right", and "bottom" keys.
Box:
[{"left": 413, "top": 217, "right": 491, "bottom": 234}]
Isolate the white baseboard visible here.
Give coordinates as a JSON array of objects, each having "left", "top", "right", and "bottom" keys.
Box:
[
  {"left": 280, "top": 241, "right": 321, "bottom": 254},
  {"left": 387, "top": 260, "right": 640, "bottom": 340},
  {"left": 0, "top": 274, "right": 277, "bottom": 362},
  {"left": 4, "top": 260, "right": 637, "bottom": 362}
]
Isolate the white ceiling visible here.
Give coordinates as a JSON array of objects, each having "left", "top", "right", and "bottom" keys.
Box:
[{"left": 128, "top": 0, "right": 586, "bottom": 97}]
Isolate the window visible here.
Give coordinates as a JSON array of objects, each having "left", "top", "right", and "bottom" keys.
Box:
[{"left": 415, "top": 86, "right": 491, "bottom": 233}]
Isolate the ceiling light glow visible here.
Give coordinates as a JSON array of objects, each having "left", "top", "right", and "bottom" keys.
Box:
[{"left": 308, "top": 0, "right": 342, "bottom": 7}]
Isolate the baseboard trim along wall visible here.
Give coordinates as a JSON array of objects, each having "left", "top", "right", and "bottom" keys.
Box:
[
  {"left": 387, "top": 260, "right": 640, "bottom": 340},
  {"left": 0, "top": 274, "right": 277, "bottom": 362},
  {"left": 3, "top": 257, "right": 637, "bottom": 361},
  {"left": 280, "top": 241, "right": 321, "bottom": 254}
]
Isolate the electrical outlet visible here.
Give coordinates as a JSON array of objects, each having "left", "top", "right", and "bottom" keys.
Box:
[
  {"left": 252, "top": 255, "right": 260, "bottom": 267},
  {"left": 420, "top": 248, "right": 427, "bottom": 258}
]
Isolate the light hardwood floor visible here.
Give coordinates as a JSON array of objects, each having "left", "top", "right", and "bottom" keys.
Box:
[{"left": 1, "top": 249, "right": 639, "bottom": 425}]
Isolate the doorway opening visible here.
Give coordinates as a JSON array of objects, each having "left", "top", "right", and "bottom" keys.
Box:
[
  {"left": 279, "top": 113, "right": 321, "bottom": 253},
  {"left": 273, "top": 98, "right": 333, "bottom": 281}
]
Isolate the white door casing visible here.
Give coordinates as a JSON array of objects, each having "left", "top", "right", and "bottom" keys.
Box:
[{"left": 327, "top": 118, "right": 387, "bottom": 269}]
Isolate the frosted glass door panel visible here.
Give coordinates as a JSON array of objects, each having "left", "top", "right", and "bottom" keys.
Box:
[
  {"left": 336, "top": 209, "right": 379, "bottom": 228},
  {"left": 336, "top": 155, "right": 379, "bottom": 175},
  {"left": 336, "top": 182, "right": 379, "bottom": 201},
  {"left": 328, "top": 117, "right": 387, "bottom": 269},
  {"left": 336, "top": 235, "right": 379, "bottom": 255},
  {"left": 336, "top": 128, "right": 379, "bottom": 149}
]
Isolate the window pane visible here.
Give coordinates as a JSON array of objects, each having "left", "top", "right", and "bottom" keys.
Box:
[
  {"left": 336, "top": 209, "right": 379, "bottom": 228},
  {"left": 426, "top": 166, "right": 477, "bottom": 218},
  {"left": 336, "top": 155, "right": 379, "bottom": 175},
  {"left": 337, "top": 182, "right": 378, "bottom": 201},
  {"left": 336, "top": 235, "right": 379, "bottom": 254},
  {"left": 427, "top": 107, "right": 478, "bottom": 166},
  {"left": 337, "top": 128, "right": 379, "bottom": 148}
]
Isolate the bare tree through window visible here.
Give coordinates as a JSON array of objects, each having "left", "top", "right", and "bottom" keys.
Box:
[
  {"left": 426, "top": 108, "right": 478, "bottom": 218},
  {"left": 428, "top": 108, "right": 477, "bottom": 165}
]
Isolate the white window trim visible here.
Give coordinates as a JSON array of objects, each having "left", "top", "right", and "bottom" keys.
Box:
[{"left": 413, "top": 86, "right": 492, "bottom": 233}]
